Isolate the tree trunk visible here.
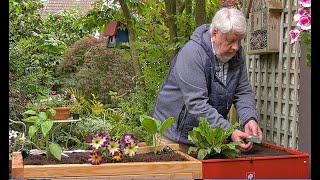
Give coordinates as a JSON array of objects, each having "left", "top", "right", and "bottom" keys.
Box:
[
  {"left": 195, "top": 0, "right": 207, "bottom": 28},
  {"left": 177, "top": 0, "right": 185, "bottom": 15},
  {"left": 185, "top": 0, "right": 192, "bottom": 15},
  {"left": 164, "top": 0, "right": 178, "bottom": 61},
  {"left": 119, "top": 0, "right": 142, "bottom": 78},
  {"left": 185, "top": 0, "right": 193, "bottom": 39}
]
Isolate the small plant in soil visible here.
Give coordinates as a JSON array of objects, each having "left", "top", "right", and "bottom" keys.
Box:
[
  {"left": 22, "top": 108, "right": 62, "bottom": 160},
  {"left": 139, "top": 115, "right": 174, "bottom": 154},
  {"left": 187, "top": 117, "right": 242, "bottom": 160}
]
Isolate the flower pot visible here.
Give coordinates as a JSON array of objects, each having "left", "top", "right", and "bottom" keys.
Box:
[
  {"left": 11, "top": 144, "right": 202, "bottom": 179},
  {"left": 201, "top": 142, "right": 309, "bottom": 179},
  {"left": 72, "top": 113, "right": 80, "bottom": 120},
  {"left": 49, "top": 107, "right": 71, "bottom": 120}
]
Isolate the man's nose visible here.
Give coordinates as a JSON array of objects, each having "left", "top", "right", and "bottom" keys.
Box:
[{"left": 231, "top": 43, "right": 239, "bottom": 51}]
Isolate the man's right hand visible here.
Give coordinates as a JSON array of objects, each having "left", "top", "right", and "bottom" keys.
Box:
[{"left": 231, "top": 129, "right": 253, "bottom": 152}]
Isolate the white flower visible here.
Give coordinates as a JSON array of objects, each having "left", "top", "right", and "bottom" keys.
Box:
[
  {"left": 9, "top": 130, "right": 19, "bottom": 139},
  {"left": 300, "top": 0, "right": 311, "bottom": 8}
]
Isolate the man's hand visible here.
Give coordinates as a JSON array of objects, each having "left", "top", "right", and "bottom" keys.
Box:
[
  {"left": 244, "top": 119, "right": 263, "bottom": 141},
  {"left": 231, "top": 129, "right": 253, "bottom": 152}
]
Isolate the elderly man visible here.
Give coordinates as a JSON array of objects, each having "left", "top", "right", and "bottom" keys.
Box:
[{"left": 152, "top": 7, "right": 263, "bottom": 152}]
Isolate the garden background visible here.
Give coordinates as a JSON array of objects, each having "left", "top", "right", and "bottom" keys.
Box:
[{"left": 9, "top": 0, "right": 311, "bottom": 177}]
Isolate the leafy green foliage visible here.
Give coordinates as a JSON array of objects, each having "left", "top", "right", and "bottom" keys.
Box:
[
  {"left": 9, "top": 0, "right": 44, "bottom": 43},
  {"left": 140, "top": 115, "right": 174, "bottom": 154},
  {"left": 22, "top": 109, "right": 62, "bottom": 160},
  {"left": 57, "top": 36, "right": 136, "bottom": 104},
  {"left": 301, "top": 31, "right": 311, "bottom": 67},
  {"left": 187, "top": 117, "right": 241, "bottom": 160},
  {"left": 41, "top": 10, "right": 91, "bottom": 47},
  {"left": 82, "top": 0, "right": 122, "bottom": 33}
]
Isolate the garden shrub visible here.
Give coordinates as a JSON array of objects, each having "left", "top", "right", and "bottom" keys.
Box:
[{"left": 57, "top": 36, "right": 136, "bottom": 104}]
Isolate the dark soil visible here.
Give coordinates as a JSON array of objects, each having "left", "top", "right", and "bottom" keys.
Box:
[
  {"left": 24, "top": 144, "right": 293, "bottom": 165},
  {"left": 24, "top": 151, "right": 189, "bottom": 165},
  {"left": 240, "top": 143, "right": 291, "bottom": 157}
]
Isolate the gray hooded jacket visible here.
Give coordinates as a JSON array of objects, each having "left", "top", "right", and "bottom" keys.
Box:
[{"left": 152, "top": 24, "right": 257, "bottom": 145}]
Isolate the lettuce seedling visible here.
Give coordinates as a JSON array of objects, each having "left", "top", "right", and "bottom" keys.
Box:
[
  {"left": 187, "top": 117, "right": 242, "bottom": 160},
  {"left": 139, "top": 115, "right": 174, "bottom": 154}
]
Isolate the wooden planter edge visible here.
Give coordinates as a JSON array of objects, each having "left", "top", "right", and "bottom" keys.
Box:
[{"left": 12, "top": 144, "right": 202, "bottom": 179}]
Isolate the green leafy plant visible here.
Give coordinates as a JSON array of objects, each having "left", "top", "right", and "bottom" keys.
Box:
[
  {"left": 89, "top": 94, "right": 110, "bottom": 116},
  {"left": 70, "top": 94, "right": 82, "bottom": 114},
  {"left": 40, "top": 93, "right": 71, "bottom": 108},
  {"left": 187, "top": 117, "right": 241, "bottom": 160},
  {"left": 73, "top": 115, "right": 113, "bottom": 142},
  {"left": 22, "top": 108, "right": 62, "bottom": 160},
  {"left": 139, "top": 115, "right": 174, "bottom": 154}
]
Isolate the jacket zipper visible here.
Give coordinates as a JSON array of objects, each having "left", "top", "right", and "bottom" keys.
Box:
[{"left": 177, "top": 105, "right": 187, "bottom": 131}]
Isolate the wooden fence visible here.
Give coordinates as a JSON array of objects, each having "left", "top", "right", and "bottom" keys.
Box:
[{"left": 241, "top": 0, "right": 306, "bottom": 150}]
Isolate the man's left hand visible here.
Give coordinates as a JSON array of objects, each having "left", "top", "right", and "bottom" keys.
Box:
[{"left": 244, "top": 119, "right": 263, "bottom": 141}]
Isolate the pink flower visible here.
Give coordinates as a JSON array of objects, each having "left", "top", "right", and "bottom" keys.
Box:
[
  {"left": 293, "top": 7, "right": 306, "bottom": 21},
  {"left": 70, "top": 94, "right": 77, "bottom": 101},
  {"left": 297, "top": 14, "right": 311, "bottom": 30},
  {"left": 289, "top": 29, "right": 301, "bottom": 44},
  {"left": 300, "top": 0, "right": 311, "bottom": 8}
]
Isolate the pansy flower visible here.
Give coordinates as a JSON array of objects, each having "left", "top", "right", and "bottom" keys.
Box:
[
  {"left": 88, "top": 132, "right": 139, "bottom": 165},
  {"left": 112, "top": 150, "right": 123, "bottom": 161},
  {"left": 88, "top": 151, "right": 105, "bottom": 165},
  {"left": 121, "top": 133, "right": 136, "bottom": 145},
  {"left": 106, "top": 139, "right": 121, "bottom": 156},
  {"left": 90, "top": 133, "right": 108, "bottom": 149},
  {"left": 123, "top": 142, "right": 139, "bottom": 157}
]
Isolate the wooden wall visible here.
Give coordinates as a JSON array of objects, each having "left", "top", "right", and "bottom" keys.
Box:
[{"left": 242, "top": 0, "right": 308, "bottom": 151}]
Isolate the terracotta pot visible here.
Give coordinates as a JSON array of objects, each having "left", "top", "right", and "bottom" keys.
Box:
[{"left": 49, "top": 107, "right": 71, "bottom": 120}]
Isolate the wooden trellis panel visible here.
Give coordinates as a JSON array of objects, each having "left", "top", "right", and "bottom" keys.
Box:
[{"left": 244, "top": 0, "right": 300, "bottom": 150}]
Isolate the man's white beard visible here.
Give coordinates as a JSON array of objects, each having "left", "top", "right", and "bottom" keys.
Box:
[{"left": 216, "top": 52, "right": 236, "bottom": 63}]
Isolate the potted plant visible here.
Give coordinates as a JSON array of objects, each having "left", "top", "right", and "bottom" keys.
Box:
[
  {"left": 11, "top": 132, "right": 202, "bottom": 179},
  {"left": 41, "top": 93, "right": 71, "bottom": 120},
  {"left": 70, "top": 94, "right": 82, "bottom": 120},
  {"left": 187, "top": 117, "right": 310, "bottom": 179}
]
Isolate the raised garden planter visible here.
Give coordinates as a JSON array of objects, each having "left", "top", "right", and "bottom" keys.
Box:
[
  {"left": 11, "top": 144, "right": 202, "bottom": 179},
  {"left": 201, "top": 142, "right": 309, "bottom": 179}
]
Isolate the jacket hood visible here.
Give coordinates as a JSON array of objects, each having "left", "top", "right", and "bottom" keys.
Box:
[{"left": 190, "top": 24, "right": 213, "bottom": 56}]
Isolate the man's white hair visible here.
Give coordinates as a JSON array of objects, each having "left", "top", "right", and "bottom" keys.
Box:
[{"left": 210, "top": 7, "right": 247, "bottom": 35}]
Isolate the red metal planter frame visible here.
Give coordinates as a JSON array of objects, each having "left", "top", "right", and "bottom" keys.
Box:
[{"left": 201, "top": 142, "right": 309, "bottom": 179}]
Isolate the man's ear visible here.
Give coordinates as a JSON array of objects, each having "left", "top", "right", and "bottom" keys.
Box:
[
  {"left": 212, "top": 29, "right": 217, "bottom": 36},
  {"left": 211, "top": 29, "right": 218, "bottom": 42}
]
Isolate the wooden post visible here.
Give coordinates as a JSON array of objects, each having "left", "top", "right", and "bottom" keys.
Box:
[{"left": 298, "top": 42, "right": 311, "bottom": 176}]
